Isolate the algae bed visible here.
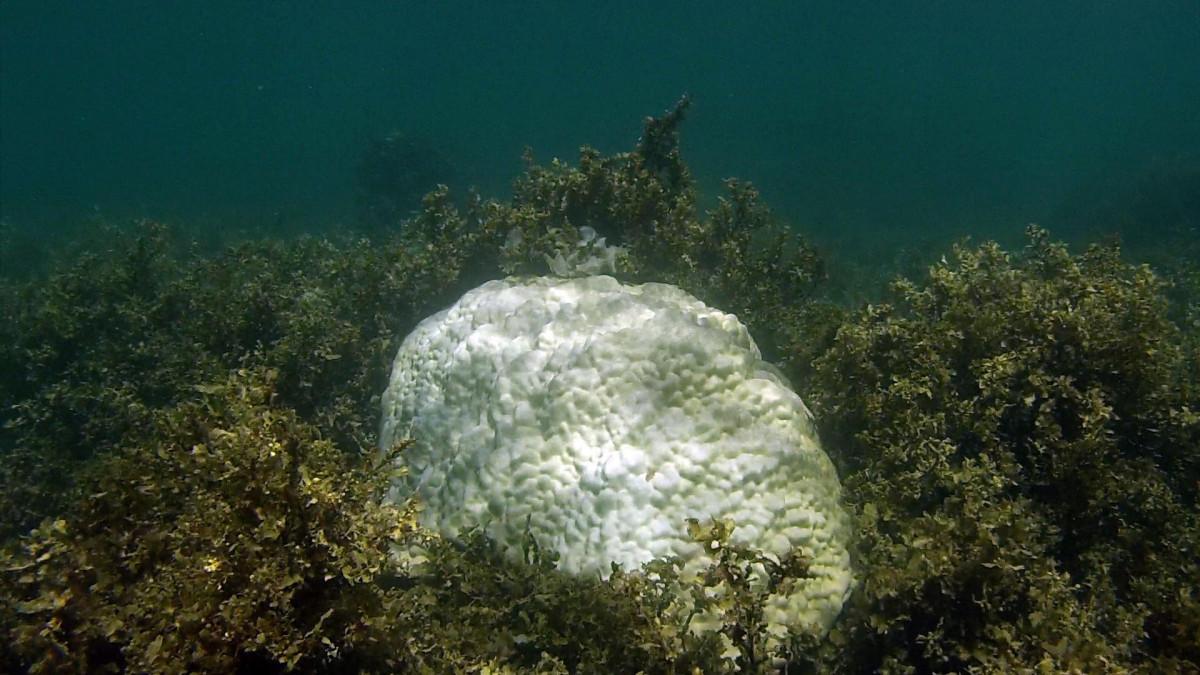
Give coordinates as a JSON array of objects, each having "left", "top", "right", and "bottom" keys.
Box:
[{"left": 0, "top": 99, "right": 1197, "bottom": 673}]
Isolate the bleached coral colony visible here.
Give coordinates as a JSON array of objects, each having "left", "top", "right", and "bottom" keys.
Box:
[{"left": 380, "top": 274, "right": 854, "bottom": 634}]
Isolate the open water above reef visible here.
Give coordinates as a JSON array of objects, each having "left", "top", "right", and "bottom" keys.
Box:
[{"left": 2, "top": 1, "right": 1198, "bottom": 265}]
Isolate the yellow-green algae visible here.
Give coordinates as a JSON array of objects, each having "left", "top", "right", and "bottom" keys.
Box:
[
  {"left": 0, "top": 100, "right": 1197, "bottom": 673},
  {"left": 810, "top": 227, "right": 1200, "bottom": 673}
]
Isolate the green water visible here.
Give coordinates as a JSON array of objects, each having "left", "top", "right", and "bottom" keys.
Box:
[{"left": 2, "top": 2, "right": 1198, "bottom": 255}]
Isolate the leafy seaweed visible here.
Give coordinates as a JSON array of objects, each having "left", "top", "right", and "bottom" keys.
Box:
[{"left": 810, "top": 226, "right": 1200, "bottom": 672}]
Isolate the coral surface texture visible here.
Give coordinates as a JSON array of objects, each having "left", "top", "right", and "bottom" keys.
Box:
[{"left": 380, "top": 275, "right": 853, "bottom": 633}]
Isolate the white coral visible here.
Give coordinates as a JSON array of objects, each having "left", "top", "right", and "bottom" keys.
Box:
[
  {"left": 380, "top": 275, "right": 853, "bottom": 635},
  {"left": 543, "top": 226, "right": 626, "bottom": 276}
]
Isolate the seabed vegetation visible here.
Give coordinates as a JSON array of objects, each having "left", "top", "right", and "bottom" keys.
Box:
[{"left": 1, "top": 101, "right": 1197, "bottom": 673}]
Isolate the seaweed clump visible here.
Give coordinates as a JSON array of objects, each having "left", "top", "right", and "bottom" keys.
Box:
[
  {"left": 406, "top": 96, "right": 831, "bottom": 368},
  {"left": 810, "top": 226, "right": 1200, "bottom": 673},
  {"left": 0, "top": 225, "right": 454, "bottom": 538},
  {"left": 510, "top": 96, "right": 828, "bottom": 367},
  {"left": 1, "top": 368, "right": 418, "bottom": 672}
]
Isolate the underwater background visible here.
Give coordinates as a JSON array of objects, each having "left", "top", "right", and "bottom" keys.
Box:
[
  {"left": 3, "top": 2, "right": 1199, "bottom": 255},
  {"left": 2, "top": 2, "right": 1200, "bottom": 674}
]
